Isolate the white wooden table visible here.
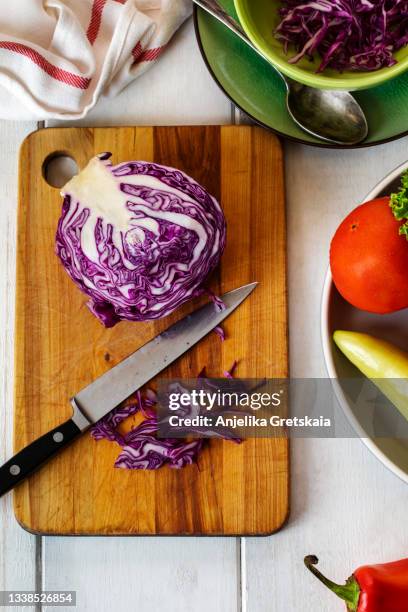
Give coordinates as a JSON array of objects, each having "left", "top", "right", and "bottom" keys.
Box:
[{"left": 1, "top": 17, "right": 408, "bottom": 612}]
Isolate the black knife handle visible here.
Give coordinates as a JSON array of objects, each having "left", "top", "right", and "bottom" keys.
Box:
[{"left": 0, "top": 419, "right": 82, "bottom": 497}]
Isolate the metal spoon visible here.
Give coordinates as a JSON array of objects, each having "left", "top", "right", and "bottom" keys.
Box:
[{"left": 194, "top": 0, "right": 368, "bottom": 145}]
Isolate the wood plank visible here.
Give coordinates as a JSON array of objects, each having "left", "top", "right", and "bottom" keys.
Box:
[
  {"left": 245, "top": 138, "right": 408, "bottom": 611},
  {"left": 42, "top": 45, "right": 240, "bottom": 612},
  {"left": 43, "top": 76, "right": 240, "bottom": 610},
  {"left": 14, "top": 125, "right": 288, "bottom": 535},
  {"left": 0, "top": 121, "right": 37, "bottom": 593},
  {"left": 43, "top": 537, "right": 240, "bottom": 612}
]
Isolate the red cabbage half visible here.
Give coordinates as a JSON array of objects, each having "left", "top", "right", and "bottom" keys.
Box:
[
  {"left": 56, "top": 154, "right": 226, "bottom": 327},
  {"left": 275, "top": 1, "right": 408, "bottom": 73}
]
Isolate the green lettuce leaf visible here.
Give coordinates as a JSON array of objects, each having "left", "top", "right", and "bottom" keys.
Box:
[{"left": 390, "top": 170, "right": 408, "bottom": 237}]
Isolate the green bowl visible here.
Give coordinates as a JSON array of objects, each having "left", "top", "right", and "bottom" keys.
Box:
[{"left": 233, "top": 0, "right": 408, "bottom": 91}]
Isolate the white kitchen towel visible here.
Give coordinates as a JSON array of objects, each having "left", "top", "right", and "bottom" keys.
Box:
[{"left": 0, "top": 0, "right": 192, "bottom": 120}]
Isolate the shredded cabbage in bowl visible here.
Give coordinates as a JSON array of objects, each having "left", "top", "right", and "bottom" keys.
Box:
[{"left": 275, "top": 0, "right": 408, "bottom": 73}]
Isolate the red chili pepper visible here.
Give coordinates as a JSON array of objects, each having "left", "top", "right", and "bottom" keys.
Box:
[{"left": 304, "top": 555, "right": 408, "bottom": 611}]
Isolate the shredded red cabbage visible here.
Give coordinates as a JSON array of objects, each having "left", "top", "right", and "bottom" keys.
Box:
[
  {"left": 205, "top": 289, "right": 226, "bottom": 340},
  {"left": 91, "top": 389, "right": 205, "bottom": 470},
  {"left": 275, "top": 1, "right": 408, "bottom": 73},
  {"left": 214, "top": 325, "right": 226, "bottom": 341},
  {"left": 56, "top": 154, "right": 226, "bottom": 327},
  {"left": 205, "top": 287, "right": 226, "bottom": 313},
  {"left": 224, "top": 360, "right": 238, "bottom": 379},
  {"left": 91, "top": 363, "right": 241, "bottom": 470}
]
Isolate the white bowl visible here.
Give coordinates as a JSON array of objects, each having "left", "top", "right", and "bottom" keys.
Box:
[{"left": 321, "top": 160, "right": 408, "bottom": 484}]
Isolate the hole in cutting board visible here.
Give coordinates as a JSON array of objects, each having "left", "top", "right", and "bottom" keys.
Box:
[{"left": 42, "top": 153, "right": 78, "bottom": 189}]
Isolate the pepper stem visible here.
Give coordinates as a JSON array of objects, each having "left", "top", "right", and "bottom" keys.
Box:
[{"left": 304, "top": 556, "right": 360, "bottom": 612}]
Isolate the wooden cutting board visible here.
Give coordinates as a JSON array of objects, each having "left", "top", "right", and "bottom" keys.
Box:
[{"left": 14, "top": 126, "right": 288, "bottom": 535}]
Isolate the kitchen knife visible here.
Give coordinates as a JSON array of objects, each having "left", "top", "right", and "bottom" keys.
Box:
[{"left": 0, "top": 282, "right": 257, "bottom": 497}]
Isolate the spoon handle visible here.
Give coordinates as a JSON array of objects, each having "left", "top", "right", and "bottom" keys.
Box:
[{"left": 193, "top": 0, "right": 258, "bottom": 53}]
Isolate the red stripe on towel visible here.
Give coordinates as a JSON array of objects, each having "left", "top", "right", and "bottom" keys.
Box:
[
  {"left": 132, "top": 41, "right": 167, "bottom": 64},
  {"left": 0, "top": 41, "right": 90, "bottom": 89},
  {"left": 87, "top": 0, "right": 107, "bottom": 45}
]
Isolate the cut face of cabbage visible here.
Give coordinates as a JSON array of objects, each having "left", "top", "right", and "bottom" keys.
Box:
[{"left": 56, "top": 154, "right": 226, "bottom": 327}]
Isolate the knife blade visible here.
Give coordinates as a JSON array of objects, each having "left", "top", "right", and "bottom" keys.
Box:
[{"left": 0, "top": 282, "right": 257, "bottom": 496}]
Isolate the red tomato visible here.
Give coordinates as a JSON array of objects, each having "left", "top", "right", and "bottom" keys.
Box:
[{"left": 330, "top": 197, "right": 408, "bottom": 314}]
